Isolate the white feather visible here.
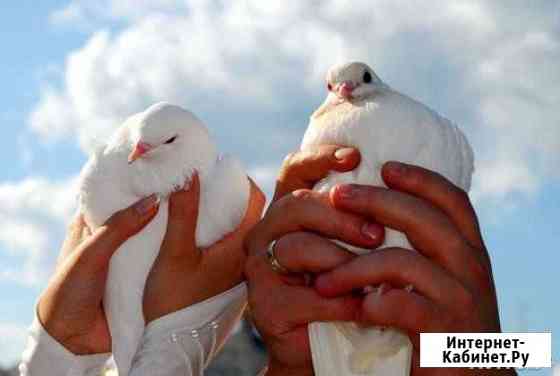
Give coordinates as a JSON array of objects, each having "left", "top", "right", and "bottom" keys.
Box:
[
  {"left": 78, "top": 102, "right": 250, "bottom": 375},
  {"left": 302, "top": 62, "right": 474, "bottom": 376}
]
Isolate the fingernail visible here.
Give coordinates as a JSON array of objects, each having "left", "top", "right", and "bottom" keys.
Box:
[
  {"left": 361, "top": 222, "right": 381, "bottom": 242},
  {"left": 182, "top": 180, "right": 191, "bottom": 191},
  {"left": 335, "top": 147, "right": 356, "bottom": 160},
  {"left": 335, "top": 184, "right": 355, "bottom": 199},
  {"left": 385, "top": 161, "right": 407, "bottom": 177},
  {"left": 134, "top": 194, "right": 158, "bottom": 215}
]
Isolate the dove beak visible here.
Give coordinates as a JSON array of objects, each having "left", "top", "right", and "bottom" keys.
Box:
[
  {"left": 337, "top": 81, "right": 356, "bottom": 100},
  {"left": 128, "top": 142, "right": 152, "bottom": 164}
]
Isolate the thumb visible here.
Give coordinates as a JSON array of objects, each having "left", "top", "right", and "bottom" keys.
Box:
[
  {"left": 70, "top": 193, "right": 159, "bottom": 272},
  {"left": 80, "top": 194, "right": 159, "bottom": 257},
  {"left": 100, "top": 193, "right": 160, "bottom": 247},
  {"left": 160, "top": 172, "right": 201, "bottom": 262}
]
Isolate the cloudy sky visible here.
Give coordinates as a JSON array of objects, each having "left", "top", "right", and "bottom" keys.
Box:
[{"left": 1, "top": 0, "right": 559, "bottom": 370}]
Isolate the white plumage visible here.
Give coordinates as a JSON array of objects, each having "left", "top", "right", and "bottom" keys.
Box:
[
  {"left": 302, "top": 62, "right": 474, "bottom": 376},
  {"left": 78, "top": 102, "right": 250, "bottom": 376}
]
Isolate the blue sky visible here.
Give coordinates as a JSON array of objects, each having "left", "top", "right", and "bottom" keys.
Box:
[{"left": 0, "top": 1, "right": 558, "bottom": 373}]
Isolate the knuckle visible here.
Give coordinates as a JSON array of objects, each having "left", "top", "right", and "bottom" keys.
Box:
[
  {"left": 335, "top": 216, "right": 359, "bottom": 240},
  {"left": 280, "top": 152, "right": 305, "bottom": 179},
  {"left": 291, "top": 188, "right": 315, "bottom": 201},
  {"left": 282, "top": 151, "right": 298, "bottom": 167},
  {"left": 311, "top": 147, "right": 332, "bottom": 163},
  {"left": 283, "top": 189, "right": 317, "bottom": 212},
  {"left": 448, "top": 186, "right": 473, "bottom": 213},
  {"left": 317, "top": 144, "right": 339, "bottom": 157},
  {"left": 273, "top": 193, "right": 295, "bottom": 212},
  {"left": 446, "top": 234, "right": 469, "bottom": 260},
  {"left": 458, "top": 286, "right": 476, "bottom": 309},
  {"left": 469, "top": 254, "right": 492, "bottom": 287}
]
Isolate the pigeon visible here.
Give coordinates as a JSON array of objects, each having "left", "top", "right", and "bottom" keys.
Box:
[
  {"left": 301, "top": 62, "right": 474, "bottom": 376},
  {"left": 78, "top": 102, "right": 250, "bottom": 375}
]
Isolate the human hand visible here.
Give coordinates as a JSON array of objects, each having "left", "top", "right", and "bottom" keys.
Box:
[
  {"left": 315, "top": 161, "right": 512, "bottom": 376},
  {"left": 273, "top": 144, "right": 360, "bottom": 201},
  {"left": 143, "top": 174, "right": 265, "bottom": 323},
  {"left": 37, "top": 195, "right": 159, "bottom": 354},
  {"left": 245, "top": 187, "right": 385, "bottom": 375}
]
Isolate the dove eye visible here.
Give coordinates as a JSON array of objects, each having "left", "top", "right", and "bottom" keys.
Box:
[
  {"left": 327, "top": 83, "right": 333, "bottom": 91},
  {"left": 363, "top": 71, "right": 372, "bottom": 84},
  {"left": 164, "top": 136, "right": 177, "bottom": 144}
]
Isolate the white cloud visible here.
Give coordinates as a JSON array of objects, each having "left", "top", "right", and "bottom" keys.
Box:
[
  {"left": 3, "top": 0, "right": 559, "bottom": 363},
  {"left": 0, "top": 322, "right": 27, "bottom": 367},
  {"left": 0, "top": 177, "right": 78, "bottom": 285},
  {"left": 248, "top": 164, "right": 279, "bottom": 200},
  {"left": 50, "top": 0, "right": 188, "bottom": 25},
  {"left": 32, "top": 0, "right": 560, "bottom": 208}
]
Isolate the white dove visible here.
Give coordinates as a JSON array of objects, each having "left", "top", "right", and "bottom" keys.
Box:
[
  {"left": 302, "top": 62, "right": 474, "bottom": 376},
  {"left": 78, "top": 102, "right": 250, "bottom": 375}
]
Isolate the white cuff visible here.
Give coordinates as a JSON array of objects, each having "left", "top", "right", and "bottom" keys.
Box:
[
  {"left": 19, "top": 317, "right": 111, "bottom": 376},
  {"left": 130, "top": 282, "right": 248, "bottom": 376}
]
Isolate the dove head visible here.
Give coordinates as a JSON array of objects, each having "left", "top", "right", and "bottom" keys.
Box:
[
  {"left": 326, "top": 62, "right": 383, "bottom": 101},
  {"left": 126, "top": 102, "right": 217, "bottom": 195}
]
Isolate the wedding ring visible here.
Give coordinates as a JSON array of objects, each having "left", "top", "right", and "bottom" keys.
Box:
[{"left": 266, "top": 240, "right": 290, "bottom": 275}]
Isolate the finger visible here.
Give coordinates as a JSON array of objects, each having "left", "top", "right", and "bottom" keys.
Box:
[
  {"left": 274, "top": 232, "right": 355, "bottom": 273},
  {"left": 76, "top": 194, "right": 159, "bottom": 269},
  {"left": 274, "top": 145, "right": 360, "bottom": 201},
  {"left": 330, "top": 184, "right": 473, "bottom": 277},
  {"left": 359, "top": 289, "right": 443, "bottom": 334},
  {"left": 246, "top": 189, "right": 384, "bottom": 257},
  {"left": 239, "top": 178, "right": 267, "bottom": 232},
  {"left": 160, "top": 173, "right": 201, "bottom": 262},
  {"left": 315, "top": 248, "right": 467, "bottom": 308},
  {"left": 57, "top": 213, "right": 88, "bottom": 265},
  {"left": 283, "top": 287, "right": 361, "bottom": 325},
  {"left": 382, "top": 162, "right": 483, "bottom": 249},
  {"left": 245, "top": 251, "right": 361, "bottom": 325}
]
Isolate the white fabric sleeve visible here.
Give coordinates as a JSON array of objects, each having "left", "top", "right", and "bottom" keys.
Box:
[
  {"left": 19, "top": 317, "right": 111, "bottom": 376},
  {"left": 129, "top": 283, "right": 247, "bottom": 376},
  {"left": 19, "top": 283, "right": 246, "bottom": 376}
]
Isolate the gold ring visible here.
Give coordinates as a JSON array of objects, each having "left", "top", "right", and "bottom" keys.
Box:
[{"left": 266, "top": 240, "right": 290, "bottom": 274}]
